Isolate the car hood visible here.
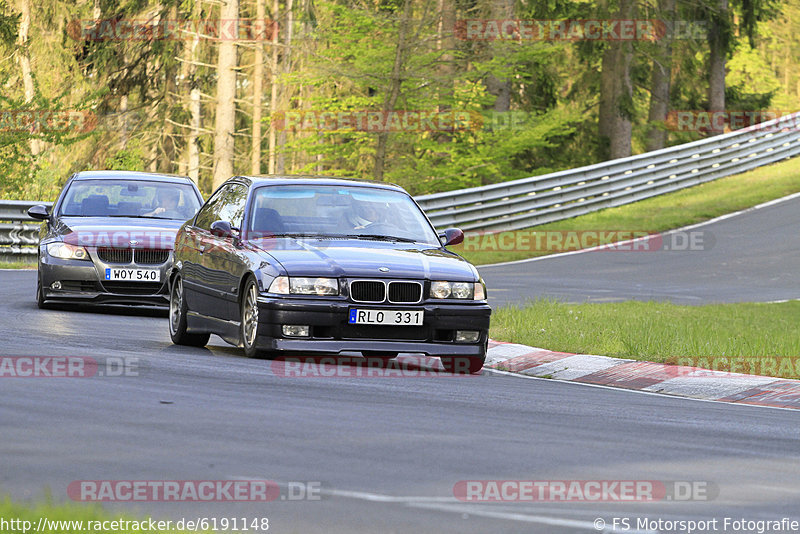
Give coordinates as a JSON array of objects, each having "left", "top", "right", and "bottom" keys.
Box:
[
  {"left": 249, "top": 238, "right": 479, "bottom": 281},
  {"left": 56, "top": 217, "right": 185, "bottom": 250}
]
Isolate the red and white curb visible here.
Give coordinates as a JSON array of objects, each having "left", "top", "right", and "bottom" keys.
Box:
[{"left": 485, "top": 340, "right": 800, "bottom": 410}]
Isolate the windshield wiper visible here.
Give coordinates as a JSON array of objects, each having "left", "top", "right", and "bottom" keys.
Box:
[
  {"left": 262, "top": 233, "right": 339, "bottom": 239},
  {"left": 343, "top": 234, "right": 417, "bottom": 243}
]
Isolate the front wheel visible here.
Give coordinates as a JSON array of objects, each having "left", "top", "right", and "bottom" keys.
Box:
[
  {"left": 440, "top": 355, "right": 486, "bottom": 375},
  {"left": 169, "top": 275, "right": 210, "bottom": 347},
  {"left": 36, "top": 274, "right": 49, "bottom": 309},
  {"left": 240, "top": 277, "right": 268, "bottom": 358}
]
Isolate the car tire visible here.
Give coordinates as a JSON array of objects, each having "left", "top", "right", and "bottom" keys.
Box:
[
  {"left": 36, "top": 273, "right": 50, "bottom": 309},
  {"left": 240, "top": 276, "right": 268, "bottom": 359},
  {"left": 440, "top": 354, "right": 486, "bottom": 375},
  {"left": 440, "top": 339, "right": 487, "bottom": 374},
  {"left": 169, "top": 275, "right": 210, "bottom": 347}
]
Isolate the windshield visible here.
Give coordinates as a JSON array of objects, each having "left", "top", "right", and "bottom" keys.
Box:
[
  {"left": 59, "top": 180, "right": 202, "bottom": 220},
  {"left": 248, "top": 184, "right": 440, "bottom": 245}
]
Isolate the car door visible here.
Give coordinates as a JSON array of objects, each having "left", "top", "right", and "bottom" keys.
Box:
[
  {"left": 181, "top": 186, "right": 227, "bottom": 317},
  {"left": 197, "top": 183, "right": 250, "bottom": 320}
]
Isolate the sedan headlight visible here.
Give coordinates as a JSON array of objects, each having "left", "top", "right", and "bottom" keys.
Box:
[
  {"left": 430, "top": 281, "right": 484, "bottom": 300},
  {"left": 46, "top": 242, "right": 90, "bottom": 261},
  {"left": 268, "top": 276, "right": 339, "bottom": 296}
]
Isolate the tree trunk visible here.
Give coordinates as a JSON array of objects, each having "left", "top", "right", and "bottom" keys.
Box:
[
  {"left": 598, "top": 0, "right": 633, "bottom": 160},
  {"left": 275, "top": 0, "right": 293, "bottom": 174},
  {"left": 436, "top": 0, "right": 455, "bottom": 144},
  {"left": 708, "top": 0, "right": 728, "bottom": 135},
  {"left": 645, "top": 0, "right": 676, "bottom": 152},
  {"left": 181, "top": 0, "right": 202, "bottom": 183},
  {"left": 267, "top": 0, "right": 280, "bottom": 174},
  {"left": 188, "top": 88, "right": 201, "bottom": 183},
  {"left": 212, "top": 0, "right": 239, "bottom": 189},
  {"left": 17, "top": 0, "right": 41, "bottom": 156},
  {"left": 484, "top": 0, "right": 514, "bottom": 112},
  {"left": 251, "top": 0, "right": 266, "bottom": 174},
  {"left": 159, "top": 5, "right": 179, "bottom": 174},
  {"left": 374, "top": 0, "right": 412, "bottom": 182}
]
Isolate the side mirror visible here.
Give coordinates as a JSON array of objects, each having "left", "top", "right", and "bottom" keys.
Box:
[
  {"left": 27, "top": 204, "right": 50, "bottom": 221},
  {"left": 439, "top": 228, "right": 464, "bottom": 246},
  {"left": 210, "top": 220, "right": 234, "bottom": 239}
]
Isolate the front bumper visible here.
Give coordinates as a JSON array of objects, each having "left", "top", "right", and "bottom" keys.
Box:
[
  {"left": 38, "top": 248, "right": 171, "bottom": 306},
  {"left": 254, "top": 297, "right": 491, "bottom": 356}
]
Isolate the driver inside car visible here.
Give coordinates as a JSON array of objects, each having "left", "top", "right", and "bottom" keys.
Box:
[
  {"left": 144, "top": 188, "right": 182, "bottom": 218},
  {"left": 347, "top": 200, "right": 388, "bottom": 230}
]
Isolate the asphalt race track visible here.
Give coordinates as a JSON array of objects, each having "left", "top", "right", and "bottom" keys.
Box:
[
  {"left": 2, "top": 196, "right": 800, "bottom": 533},
  {"left": 480, "top": 194, "right": 800, "bottom": 307},
  {"left": 1, "top": 269, "right": 799, "bottom": 533}
]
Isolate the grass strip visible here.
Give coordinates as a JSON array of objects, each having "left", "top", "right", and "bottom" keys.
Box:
[{"left": 490, "top": 299, "right": 800, "bottom": 380}]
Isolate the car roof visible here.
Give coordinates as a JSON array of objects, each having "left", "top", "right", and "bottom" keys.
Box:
[
  {"left": 72, "top": 170, "right": 197, "bottom": 185},
  {"left": 234, "top": 174, "right": 407, "bottom": 192}
]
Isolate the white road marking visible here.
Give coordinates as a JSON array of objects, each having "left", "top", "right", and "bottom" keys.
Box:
[{"left": 228, "top": 479, "right": 658, "bottom": 533}]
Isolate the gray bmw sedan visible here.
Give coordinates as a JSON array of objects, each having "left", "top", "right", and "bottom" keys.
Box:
[{"left": 28, "top": 170, "right": 203, "bottom": 308}]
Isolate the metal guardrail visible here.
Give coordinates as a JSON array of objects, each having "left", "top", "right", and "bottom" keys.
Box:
[
  {"left": 0, "top": 200, "right": 52, "bottom": 259},
  {"left": 416, "top": 112, "right": 800, "bottom": 231},
  {"left": 5, "top": 114, "right": 800, "bottom": 259}
]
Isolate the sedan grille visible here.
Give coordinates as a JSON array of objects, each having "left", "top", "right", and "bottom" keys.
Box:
[
  {"left": 97, "top": 247, "right": 132, "bottom": 264},
  {"left": 101, "top": 282, "right": 165, "bottom": 295},
  {"left": 388, "top": 281, "right": 422, "bottom": 303},
  {"left": 350, "top": 280, "right": 422, "bottom": 303},
  {"left": 135, "top": 248, "right": 170, "bottom": 265},
  {"left": 350, "top": 281, "right": 385, "bottom": 303}
]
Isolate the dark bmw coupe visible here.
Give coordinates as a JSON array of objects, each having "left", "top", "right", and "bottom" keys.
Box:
[
  {"left": 168, "top": 176, "right": 491, "bottom": 373},
  {"left": 28, "top": 171, "right": 203, "bottom": 307}
]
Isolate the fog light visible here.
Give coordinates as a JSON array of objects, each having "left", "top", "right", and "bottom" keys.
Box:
[
  {"left": 455, "top": 330, "right": 480, "bottom": 343},
  {"left": 51, "top": 281, "right": 62, "bottom": 290},
  {"left": 282, "top": 325, "right": 310, "bottom": 337}
]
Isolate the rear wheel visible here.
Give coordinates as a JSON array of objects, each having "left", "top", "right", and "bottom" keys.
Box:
[{"left": 169, "top": 275, "right": 210, "bottom": 347}]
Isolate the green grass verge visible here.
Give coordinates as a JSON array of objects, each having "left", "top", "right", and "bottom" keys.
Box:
[
  {"left": 0, "top": 496, "right": 201, "bottom": 533},
  {"left": 490, "top": 299, "right": 800, "bottom": 379},
  {"left": 0, "top": 260, "right": 36, "bottom": 269},
  {"left": 454, "top": 155, "right": 800, "bottom": 265}
]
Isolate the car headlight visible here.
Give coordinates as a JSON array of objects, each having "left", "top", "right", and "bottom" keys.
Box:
[
  {"left": 268, "top": 276, "right": 339, "bottom": 296},
  {"left": 46, "top": 242, "right": 90, "bottom": 261},
  {"left": 430, "top": 281, "right": 482, "bottom": 300}
]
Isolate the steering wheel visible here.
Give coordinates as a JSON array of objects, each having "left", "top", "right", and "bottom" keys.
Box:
[{"left": 359, "top": 222, "right": 397, "bottom": 234}]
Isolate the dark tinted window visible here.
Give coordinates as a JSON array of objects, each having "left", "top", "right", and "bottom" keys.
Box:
[
  {"left": 195, "top": 183, "right": 248, "bottom": 231},
  {"left": 60, "top": 180, "right": 201, "bottom": 219}
]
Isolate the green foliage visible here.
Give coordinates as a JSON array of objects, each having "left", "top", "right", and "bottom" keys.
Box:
[
  {"left": 104, "top": 140, "right": 146, "bottom": 171},
  {"left": 0, "top": 0, "right": 794, "bottom": 200},
  {"left": 0, "top": 0, "right": 19, "bottom": 45}
]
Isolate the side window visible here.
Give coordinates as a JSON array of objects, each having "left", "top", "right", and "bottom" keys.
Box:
[
  {"left": 216, "top": 184, "right": 249, "bottom": 230},
  {"left": 194, "top": 187, "right": 228, "bottom": 231}
]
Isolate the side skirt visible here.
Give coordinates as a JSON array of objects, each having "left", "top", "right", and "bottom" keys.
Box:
[{"left": 187, "top": 311, "right": 241, "bottom": 346}]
